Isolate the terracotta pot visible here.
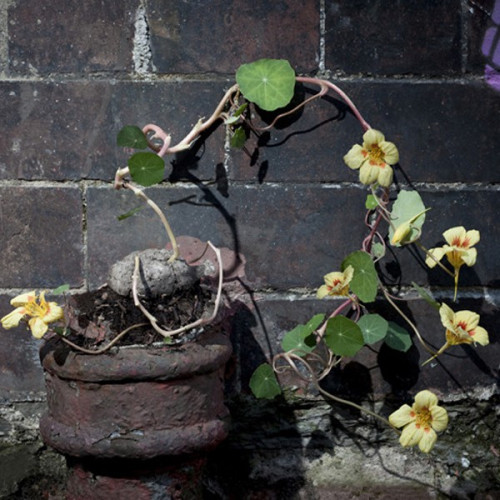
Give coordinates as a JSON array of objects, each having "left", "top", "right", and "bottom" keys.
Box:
[{"left": 40, "top": 328, "right": 232, "bottom": 459}]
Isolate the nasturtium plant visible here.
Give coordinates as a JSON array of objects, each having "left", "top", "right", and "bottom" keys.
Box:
[
  {"left": 117, "top": 125, "right": 149, "bottom": 149},
  {"left": 358, "top": 313, "right": 389, "bottom": 344},
  {"left": 324, "top": 316, "right": 364, "bottom": 357},
  {"left": 412, "top": 282, "right": 441, "bottom": 311},
  {"left": 249, "top": 363, "right": 282, "bottom": 399},
  {"left": 389, "top": 190, "right": 428, "bottom": 246},
  {"left": 384, "top": 321, "right": 412, "bottom": 352},
  {"left": 127, "top": 152, "right": 165, "bottom": 187},
  {"left": 236, "top": 58, "right": 296, "bottom": 111},
  {"left": 341, "top": 251, "right": 378, "bottom": 303},
  {"left": 281, "top": 313, "right": 325, "bottom": 356},
  {"left": 365, "top": 194, "right": 378, "bottom": 210},
  {"left": 230, "top": 127, "right": 247, "bottom": 149}
]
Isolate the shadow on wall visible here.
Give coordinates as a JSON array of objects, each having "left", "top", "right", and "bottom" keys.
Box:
[{"left": 482, "top": 0, "right": 500, "bottom": 91}]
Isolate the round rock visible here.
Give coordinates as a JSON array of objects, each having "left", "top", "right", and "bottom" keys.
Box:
[{"left": 108, "top": 249, "right": 201, "bottom": 297}]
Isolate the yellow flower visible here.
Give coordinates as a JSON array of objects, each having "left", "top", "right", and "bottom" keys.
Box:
[
  {"left": 425, "top": 226, "right": 479, "bottom": 271},
  {"left": 439, "top": 303, "right": 489, "bottom": 347},
  {"left": 389, "top": 390, "right": 448, "bottom": 453},
  {"left": 317, "top": 265, "right": 354, "bottom": 298},
  {"left": 343, "top": 129, "right": 399, "bottom": 187},
  {"left": 1, "top": 291, "right": 64, "bottom": 339}
]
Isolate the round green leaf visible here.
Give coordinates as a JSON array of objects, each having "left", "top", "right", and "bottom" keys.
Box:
[
  {"left": 117, "top": 125, "right": 148, "bottom": 149},
  {"left": 281, "top": 314, "right": 324, "bottom": 356},
  {"left": 358, "top": 314, "right": 388, "bottom": 344},
  {"left": 341, "top": 251, "right": 378, "bottom": 303},
  {"left": 324, "top": 316, "right": 364, "bottom": 357},
  {"left": 128, "top": 152, "right": 165, "bottom": 187},
  {"left": 249, "top": 363, "right": 282, "bottom": 399},
  {"left": 384, "top": 321, "right": 413, "bottom": 352},
  {"left": 236, "top": 59, "right": 296, "bottom": 111}
]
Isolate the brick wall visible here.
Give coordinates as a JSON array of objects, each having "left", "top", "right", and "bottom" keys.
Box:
[{"left": 0, "top": 0, "right": 499, "bottom": 497}]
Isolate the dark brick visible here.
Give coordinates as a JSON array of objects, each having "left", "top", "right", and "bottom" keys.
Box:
[
  {"left": 147, "top": 0, "right": 319, "bottom": 74},
  {"left": 0, "top": 294, "right": 46, "bottom": 398},
  {"left": 235, "top": 80, "right": 500, "bottom": 184},
  {"left": 325, "top": 0, "right": 462, "bottom": 76},
  {"left": 232, "top": 296, "right": 498, "bottom": 398},
  {"left": 0, "top": 81, "right": 227, "bottom": 181},
  {"left": 8, "top": 1, "right": 136, "bottom": 75},
  {"left": 86, "top": 184, "right": 368, "bottom": 289},
  {"left": 0, "top": 186, "right": 83, "bottom": 288}
]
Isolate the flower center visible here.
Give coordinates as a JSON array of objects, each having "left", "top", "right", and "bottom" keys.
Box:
[
  {"left": 368, "top": 144, "right": 384, "bottom": 163},
  {"left": 24, "top": 298, "right": 47, "bottom": 319},
  {"left": 415, "top": 407, "right": 432, "bottom": 428}
]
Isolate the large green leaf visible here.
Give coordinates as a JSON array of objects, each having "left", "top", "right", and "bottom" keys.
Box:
[
  {"left": 128, "top": 152, "right": 165, "bottom": 187},
  {"left": 358, "top": 314, "right": 388, "bottom": 344},
  {"left": 117, "top": 125, "right": 148, "bottom": 149},
  {"left": 341, "top": 251, "right": 378, "bottom": 303},
  {"left": 389, "top": 190, "right": 428, "bottom": 246},
  {"left": 249, "top": 363, "right": 282, "bottom": 399},
  {"left": 281, "top": 313, "right": 324, "bottom": 356},
  {"left": 236, "top": 59, "right": 296, "bottom": 111},
  {"left": 324, "top": 316, "right": 364, "bottom": 357},
  {"left": 384, "top": 321, "right": 412, "bottom": 352}
]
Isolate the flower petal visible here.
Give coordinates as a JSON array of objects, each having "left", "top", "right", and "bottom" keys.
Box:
[
  {"left": 343, "top": 144, "right": 365, "bottom": 170},
  {"left": 414, "top": 390, "right": 439, "bottom": 410},
  {"left": 465, "top": 229, "right": 480, "bottom": 247},
  {"left": 430, "top": 406, "right": 449, "bottom": 432},
  {"left": 10, "top": 291, "right": 37, "bottom": 307},
  {"left": 379, "top": 140, "right": 399, "bottom": 165},
  {"left": 439, "top": 303, "right": 455, "bottom": 331},
  {"left": 343, "top": 265, "right": 354, "bottom": 284},
  {"left": 400, "top": 422, "right": 424, "bottom": 448},
  {"left": 359, "top": 163, "right": 379, "bottom": 185},
  {"left": 460, "top": 248, "right": 477, "bottom": 267},
  {"left": 28, "top": 317, "right": 48, "bottom": 339},
  {"left": 317, "top": 285, "right": 330, "bottom": 299},
  {"left": 454, "top": 310, "right": 479, "bottom": 331},
  {"left": 418, "top": 427, "right": 437, "bottom": 453},
  {"left": 362, "top": 128, "right": 385, "bottom": 147},
  {"left": 425, "top": 247, "right": 446, "bottom": 268},
  {"left": 1, "top": 308, "right": 26, "bottom": 329},
  {"left": 388, "top": 404, "right": 415, "bottom": 428},
  {"left": 469, "top": 325, "right": 489, "bottom": 346},
  {"left": 377, "top": 164, "right": 394, "bottom": 187},
  {"left": 44, "top": 302, "right": 64, "bottom": 323},
  {"left": 443, "top": 226, "right": 466, "bottom": 246}
]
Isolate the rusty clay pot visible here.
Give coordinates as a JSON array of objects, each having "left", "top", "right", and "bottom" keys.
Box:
[{"left": 39, "top": 327, "right": 232, "bottom": 460}]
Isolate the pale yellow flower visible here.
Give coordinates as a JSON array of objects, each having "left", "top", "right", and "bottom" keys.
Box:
[
  {"left": 317, "top": 265, "right": 354, "bottom": 299},
  {"left": 425, "top": 226, "right": 479, "bottom": 271},
  {"left": 389, "top": 390, "right": 448, "bottom": 453},
  {"left": 343, "top": 129, "right": 399, "bottom": 187},
  {"left": 1, "top": 291, "right": 64, "bottom": 339},
  {"left": 439, "top": 303, "right": 489, "bottom": 347}
]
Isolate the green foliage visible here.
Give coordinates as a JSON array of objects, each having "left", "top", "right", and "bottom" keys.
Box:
[
  {"left": 384, "top": 321, "right": 412, "bottom": 352},
  {"left": 341, "top": 251, "right": 378, "bottom": 303},
  {"left": 365, "top": 194, "right": 378, "bottom": 210},
  {"left": 324, "top": 316, "right": 364, "bottom": 357},
  {"left": 411, "top": 282, "right": 441, "bottom": 311},
  {"left": 117, "top": 125, "right": 148, "bottom": 149},
  {"left": 128, "top": 152, "right": 165, "bottom": 187},
  {"left": 249, "top": 363, "right": 282, "bottom": 399},
  {"left": 225, "top": 103, "right": 248, "bottom": 125},
  {"left": 281, "top": 313, "right": 325, "bottom": 356},
  {"left": 236, "top": 59, "right": 296, "bottom": 111},
  {"left": 358, "top": 313, "right": 388, "bottom": 344},
  {"left": 117, "top": 206, "right": 144, "bottom": 221},
  {"left": 389, "top": 190, "right": 428, "bottom": 246},
  {"left": 371, "top": 242, "right": 386, "bottom": 260},
  {"left": 52, "top": 284, "right": 70, "bottom": 295},
  {"left": 230, "top": 127, "right": 247, "bottom": 149}
]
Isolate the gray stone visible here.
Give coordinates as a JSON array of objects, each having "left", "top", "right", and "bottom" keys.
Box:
[{"left": 108, "top": 249, "right": 202, "bottom": 298}]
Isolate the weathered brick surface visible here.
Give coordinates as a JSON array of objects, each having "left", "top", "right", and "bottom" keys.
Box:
[
  {"left": 466, "top": 0, "right": 497, "bottom": 73},
  {"left": 7, "top": 1, "right": 136, "bottom": 76},
  {"left": 147, "top": 0, "right": 319, "bottom": 74},
  {"left": 0, "top": 186, "right": 83, "bottom": 287},
  {"left": 231, "top": 80, "right": 500, "bottom": 183},
  {"left": 325, "top": 0, "right": 462, "bottom": 75},
  {"left": 0, "top": 81, "right": 228, "bottom": 182}
]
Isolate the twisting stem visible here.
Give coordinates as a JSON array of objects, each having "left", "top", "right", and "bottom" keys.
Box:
[
  {"left": 123, "top": 182, "right": 179, "bottom": 262},
  {"left": 58, "top": 323, "right": 149, "bottom": 354}
]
